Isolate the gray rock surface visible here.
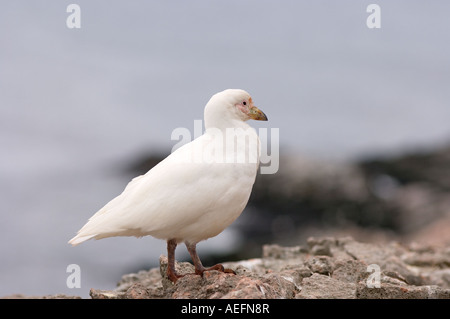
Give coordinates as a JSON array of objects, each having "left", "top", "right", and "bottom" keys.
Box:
[
  {"left": 4, "top": 236, "right": 448, "bottom": 299},
  {"left": 86, "top": 236, "right": 450, "bottom": 299}
]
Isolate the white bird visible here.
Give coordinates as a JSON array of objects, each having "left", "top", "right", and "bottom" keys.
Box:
[{"left": 69, "top": 89, "right": 268, "bottom": 282}]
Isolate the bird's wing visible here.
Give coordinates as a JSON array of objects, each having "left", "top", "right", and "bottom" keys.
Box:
[{"left": 69, "top": 135, "right": 246, "bottom": 244}]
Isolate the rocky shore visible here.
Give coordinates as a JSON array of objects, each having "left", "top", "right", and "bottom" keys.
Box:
[
  {"left": 90, "top": 236, "right": 450, "bottom": 299},
  {"left": 8, "top": 236, "right": 448, "bottom": 299}
]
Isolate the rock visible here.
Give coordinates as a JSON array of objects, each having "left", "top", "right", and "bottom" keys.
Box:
[
  {"left": 423, "top": 269, "right": 450, "bottom": 289},
  {"left": 402, "top": 250, "right": 450, "bottom": 268},
  {"left": 307, "top": 237, "right": 334, "bottom": 256},
  {"left": 89, "top": 288, "right": 123, "bottom": 299},
  {"left": 262, "top": 244, "right": 307, "bottom": 259},
  {"left": 4, "top": 236, "right": 448, "bottom": 299},
  {"left": 85, "top": 236, "right": 449, "bottom": 299},
  {"left": 296, "top": 273, "right": 356, "bottom": 299},
  {"left": 332, "top": 258, "right": 367, "bottom": 282},
  {"left": 305, "top": 256, "right": 334, "bottom": 275},
  {"left": 356, "top": 282, "right": 450, "bottom": 299}
]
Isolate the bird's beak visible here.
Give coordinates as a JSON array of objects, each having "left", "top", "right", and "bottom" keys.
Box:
[{"left": 248, "top": 106, "right": 268, "bottom": 121}]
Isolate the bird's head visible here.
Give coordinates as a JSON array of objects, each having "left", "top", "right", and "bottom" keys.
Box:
[{"left": 204, "top": 89, "right": 267, "bottom": 129}]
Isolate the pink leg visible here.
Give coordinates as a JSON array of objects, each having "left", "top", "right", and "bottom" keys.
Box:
[
  {"left": 166, "top": 239, "right": 184, "bottom": 283},
  {"left": 185, "top": 241, "right": 236, "bottom": 276}
]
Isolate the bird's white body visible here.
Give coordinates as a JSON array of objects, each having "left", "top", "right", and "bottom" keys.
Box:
[{"left": 69, "top": 89, "right": 265, "bottom": 246}]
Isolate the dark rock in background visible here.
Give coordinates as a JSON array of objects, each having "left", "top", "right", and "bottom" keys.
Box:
[{"left": 358, "top": 145, "right": 450, "bottom": 242}]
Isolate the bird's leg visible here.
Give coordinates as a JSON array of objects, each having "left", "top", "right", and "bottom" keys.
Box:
[
  {"left": 166, "top": 239, "right": 184, "bottom": 283},
  {"left": 185, "top": 241, "right": 236, "bottom": 276}
]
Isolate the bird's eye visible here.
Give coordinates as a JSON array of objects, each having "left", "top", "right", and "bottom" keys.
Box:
[{"left": 243, "top": 101, "right": 247, "bottom": 106}]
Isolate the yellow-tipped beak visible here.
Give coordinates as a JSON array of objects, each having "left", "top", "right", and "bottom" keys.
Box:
[{"left": 249, "top": 106, "right": 268, "bottom": 121}]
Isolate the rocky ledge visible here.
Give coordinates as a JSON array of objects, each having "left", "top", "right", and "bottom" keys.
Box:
[{"left": 86, "top": 237, "right": 449, "bottom": 299}]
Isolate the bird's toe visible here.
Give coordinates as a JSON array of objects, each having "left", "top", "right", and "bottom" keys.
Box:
[{"left": 203, "top": 264, "right": 235, "bottom": 275}]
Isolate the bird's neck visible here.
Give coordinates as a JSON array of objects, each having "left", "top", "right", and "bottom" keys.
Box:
[
  {"left": 204, "top": 117, "right": 250, "bottom": 132},
  {"left": 203, "top": 118, "right": 260, "bottom": 166}
]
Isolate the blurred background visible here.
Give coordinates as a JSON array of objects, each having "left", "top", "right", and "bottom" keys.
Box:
[{"left": 1, "top": 1, "right": 449, "bottom": 298}]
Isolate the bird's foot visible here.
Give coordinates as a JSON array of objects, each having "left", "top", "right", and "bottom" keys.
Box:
[
  {"left": 167, "top": 267, "right": 186, "bottom": 283},
  {"left": 196, "top": 264, "right": 236, "bottom": 276},
  {"left": 167, "top": 264, "right": 236, "bottom": 283}
]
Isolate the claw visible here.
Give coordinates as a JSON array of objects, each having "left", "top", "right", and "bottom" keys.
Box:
[
  {"left": 199, "top": 263, "right": 236, "bottom": 276},
  {"left": 223, "top": 268, "right": 236, "bottom": 275},
  {"left": 167, "top": 267, "right": 184, "bottom": 283}
]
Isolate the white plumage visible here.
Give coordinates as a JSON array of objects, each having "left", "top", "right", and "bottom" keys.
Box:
[{"left": 69, "top": 89, "right": 267, "bottom": 281}]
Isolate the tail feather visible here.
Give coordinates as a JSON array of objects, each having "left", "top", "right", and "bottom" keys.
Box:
[{"left": 68, "top": 234, "right": 96, "bottom": 246}]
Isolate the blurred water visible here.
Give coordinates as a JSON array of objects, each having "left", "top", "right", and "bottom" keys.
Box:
[{"left": 1, "top": 1, "right": 449, "bottom": 297}]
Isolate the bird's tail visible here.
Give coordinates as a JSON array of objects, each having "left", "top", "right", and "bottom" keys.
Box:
[{"left": 68, "top": 234, "right": 96, "bottom": 246}]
